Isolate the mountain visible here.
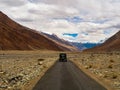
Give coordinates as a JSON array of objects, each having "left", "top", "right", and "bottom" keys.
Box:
[
  {"left": 42, "top": 33, "right": 100, "bottom": 51},
  {"left": 84, "top": 30, "right": 120, "bottom": 52},
  {"left": 0, "top": 11, "right": 76, "bottom": 51},
  {"left": 70, "top": 42, "right": 86, "bottom": 50},
  {"left": 70, "top": 42, "right": 101, "bottom": 50},
  {"left": 42, "top": 33, "right": 78, "bottom": 51},
  {"left": 82, "top": 43, "right": 101, "bottom": 49}
]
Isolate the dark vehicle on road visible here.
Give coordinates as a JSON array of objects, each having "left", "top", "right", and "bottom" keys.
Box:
[{"left": 59, "top": 53, "right": 67, "bottom": 62}]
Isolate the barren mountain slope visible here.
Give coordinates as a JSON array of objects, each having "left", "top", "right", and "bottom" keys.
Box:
[
  {"left": 42, "top": 33, "right": 78, "bottom": 51},
  {"left": 85, "top": 31, "right": 120, "bottom": 51},
  {"left": 0, "top": 11, "right": 76, "bottom": 51}
]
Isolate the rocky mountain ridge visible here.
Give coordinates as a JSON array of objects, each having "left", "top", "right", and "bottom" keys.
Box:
[{"left": 0, "top": 11, "right": 77, "bottom": 51}]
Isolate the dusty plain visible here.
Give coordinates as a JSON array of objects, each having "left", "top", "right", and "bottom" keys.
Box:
[
  {"left": 0, "top": 51, "right": 120, "bottom": 90},
  {"left": 0, "top": 50, "right": 60, "bottom": 90},
  {"left": 68, "top": 52, "right": 120, "bottom": 90}
]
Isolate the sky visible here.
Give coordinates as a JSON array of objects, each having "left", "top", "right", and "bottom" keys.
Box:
[{"left": 0, "top": 0, "right": 120, "bottom": 43}]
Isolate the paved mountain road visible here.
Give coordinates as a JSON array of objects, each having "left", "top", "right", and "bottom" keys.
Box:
[{"left": 33, "top": 61, "right": 107, "bottom": 90}]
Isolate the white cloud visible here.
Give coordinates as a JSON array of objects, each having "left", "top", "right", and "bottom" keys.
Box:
[
  {"left": 0, "top": 0, "right": 120, "bottom": 43},
  {"left": 0, "top": 0, "right": 28, "bottom": 6}
]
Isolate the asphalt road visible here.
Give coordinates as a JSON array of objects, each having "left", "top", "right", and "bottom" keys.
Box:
[{"left": 33, "top": 61, "right": 107, "bottom": 90}]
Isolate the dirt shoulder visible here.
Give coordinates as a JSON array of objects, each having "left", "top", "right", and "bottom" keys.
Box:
[
  {"left": 22, "top": 60, "right": 56, "bottom": 90},
  {"left": 71, "top": 60, "right": 114, "bottom": 90},
  {"left": 0, "top": 50, "right": 59, "bottom": 90},
  {"left": 68, "top": 52, "right": 120, "bottom": 90}
]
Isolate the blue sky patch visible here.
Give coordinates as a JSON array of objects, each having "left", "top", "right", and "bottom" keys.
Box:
[
  {"left": 68, "top": 16, "right": 84, "bottom": 23},
  {"left": 104, "top": 30, "right": 110, "bottom": 35},
  {"left": 53, "top": 16, "right": 84, "bottom": 23},
  {"left": 92, "top": 19, "right": 110, "bottom": 24},
  {"left": 82, "top": 32, "right": 88, "bottom": 35},
  {"left": 63, "top": 33, "right": 78, "bottom": 37}
]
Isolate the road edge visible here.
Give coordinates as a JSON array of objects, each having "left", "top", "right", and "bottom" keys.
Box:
[
  {"left": 70, "top": 60, "right": 114, "bottom": 90},
  {"left": 21, "top": 60, "right": 57, "bottom": 90}
]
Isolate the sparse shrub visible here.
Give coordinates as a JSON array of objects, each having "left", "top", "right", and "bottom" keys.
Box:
[
  {"left": 0, "top": 71, "right": 6, "bottom": 78},
  {"left": 112, "top": 74, "right": 118, "bottom": 79},
  {"left": 8, "top": 75, "right": 23, "bottom": 85},
  {"left": 43, "top": 65, "right": 47, "bottom": 68},
  {"left": 108, "top": 52, "right": 113, "bottom": 55},
  {"left": 38, "top": 59, "right": 44, "bottom": 61},
  {"left": 89, "top": 65, "right": 92, "bottom": 68},
  {"left": 91, "top": 53, "right": 94, "bottom": 57},
  {"left": 81, "top": 59, "right": 84, "bottom": 61},
  {"left": 103, "top": 74, "right": 108, "bottom": 78},
  {"left": 108, "top": 64, "right": 113, "bottom": 69},
  {"left": 116, "top": 52, "right": 120, "bottom": 55},
  {"left": 85, "top": 65, "right": 92, "bottom": 69},
  {"left": 110, "top": 59, "right": 114, "bottom": 63}
]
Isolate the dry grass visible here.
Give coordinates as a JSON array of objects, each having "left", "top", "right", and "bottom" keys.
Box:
[{"left": 68, "top": 52, "right": 120, "bottom": 90}]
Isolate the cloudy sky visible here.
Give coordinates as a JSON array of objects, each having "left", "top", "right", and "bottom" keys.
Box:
[{"left": 0, "top": 0, "right": 120, "bottom": 43}]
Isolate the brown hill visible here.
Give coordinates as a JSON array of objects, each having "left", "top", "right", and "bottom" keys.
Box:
[
  {"left": 84, "top": 31, "right": 120, "bottom": 52},
  {"left": 42, "top": 33, "right": 78, "bottom": 51},
  {"left": 0, "top": 11, "right": 76, "bottom": 51}
]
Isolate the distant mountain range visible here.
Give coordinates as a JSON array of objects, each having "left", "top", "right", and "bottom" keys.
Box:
[
  {"left": 41, "top": 33, "right": 102, "bottom": 51},
  {"left": 84, "top": 30, "right": 120, "bottom": 52},
  {"left": 42, "top": 33, "right": 101, "bottom": 51},
  {"left": 70, "top": 42, "right": 101, "bottom": 50},
  {"left": 0, "top": 11, "right": 77, "bottom": 51},
  {"left": 41, "top": 33, "right": 78, "bottom": 51}
]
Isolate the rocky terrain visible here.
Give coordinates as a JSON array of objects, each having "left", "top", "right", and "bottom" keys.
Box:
[
  {"left": 0, "top": 51, "right": 59, "bottom": 90},
  {"left": 0, "top": 50, "right": 120, "bottom": 90},
  {"left": 69, "top": 52, "right": 120, "bottom": 90}
]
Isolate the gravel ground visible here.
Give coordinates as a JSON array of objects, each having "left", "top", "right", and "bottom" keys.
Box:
[
  {"left": 68, "top": 52, "right": 120, "bottom": 90},
  {"left": 0, "top": 51, "right": 120, "bottom": 90},
  {"left": 0, "top": 51, "right": 59, "bottom": 90}
]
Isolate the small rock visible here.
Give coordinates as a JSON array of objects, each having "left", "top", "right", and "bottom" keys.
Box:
[
  {"left": 38, "top": 61, "right": 43, "bottom": 65},
  {"left": 0, "top": 85, "right": 8, "bottom": 89},
  {"left": 8, "top": 75, "right": 23, "bottom": 84}
]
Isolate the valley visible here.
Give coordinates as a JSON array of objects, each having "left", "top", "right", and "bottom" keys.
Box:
[
  {"left": 0, "top": 1, "right": 120, "bottom": 90},
  {"left": 0, "top": 51, "right": 120, "bottom": 90}
]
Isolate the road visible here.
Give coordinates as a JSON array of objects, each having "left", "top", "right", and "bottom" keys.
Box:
[{"left": 33, "top": 61, "right": 107, "bottom": 90}]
